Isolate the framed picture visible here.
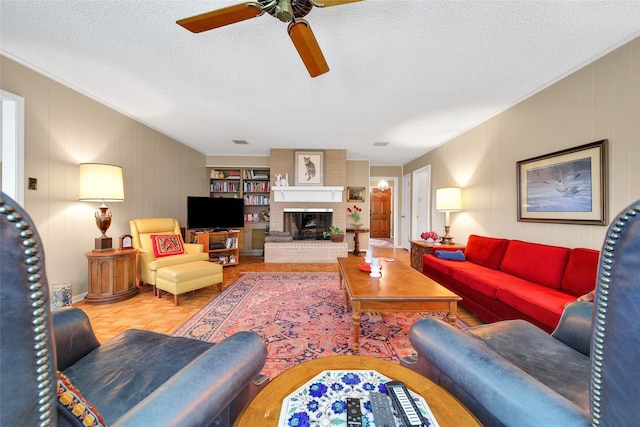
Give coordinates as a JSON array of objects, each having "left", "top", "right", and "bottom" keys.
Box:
[
  {"left": 294, "top": 151, "right": 323, "bottom": 186},
  {"left": 517, "top": 140, "right": 608, "bottom": 225},
  {"left": 347, "top": 187, "right": 366, "bottom": 202}
]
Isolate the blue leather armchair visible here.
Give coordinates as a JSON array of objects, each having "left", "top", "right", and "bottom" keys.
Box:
[
  {"left": 0, "top": 192, "right": 268, "bottom": 427},
  {"left": 403, "top": 199, "right": 640, "bottom": 426}
]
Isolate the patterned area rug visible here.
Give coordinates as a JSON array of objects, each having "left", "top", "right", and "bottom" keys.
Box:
[{"left": 173, "top": 272, "right": 467, "bottom": 378}]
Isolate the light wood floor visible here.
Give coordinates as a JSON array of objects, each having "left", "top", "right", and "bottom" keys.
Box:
[{"left": 74, "top": 245, "right": 482, "bottom": 343}]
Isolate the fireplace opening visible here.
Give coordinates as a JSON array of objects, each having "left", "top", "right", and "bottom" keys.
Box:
[{"left": 283, "top": 208, "right": 333, "bottom": 240}]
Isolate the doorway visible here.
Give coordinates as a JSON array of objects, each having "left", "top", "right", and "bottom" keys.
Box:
[
  {"left": 402, "top": 173, "right": 411, "bottom": 250},
  {"left": 369, "top": 177, "right": 399, "bottom": 247},
  {"left": 411, "top": 165, "right": 431, "bottom": 241},
  {"left": 1, "top": 90, "right": 25, "bottom": 206},
  {"left": 370, "top": 188, "right": 391, "bottom": 238}
]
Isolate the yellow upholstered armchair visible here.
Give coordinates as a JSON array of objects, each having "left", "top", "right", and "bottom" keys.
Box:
[{"left": 130, "top": 218, "right": 209, "bottom": 287}]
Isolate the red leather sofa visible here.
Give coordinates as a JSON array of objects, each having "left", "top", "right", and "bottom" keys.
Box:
[{"left": 422, "top": 235, "right": 599, "bottom": 332}]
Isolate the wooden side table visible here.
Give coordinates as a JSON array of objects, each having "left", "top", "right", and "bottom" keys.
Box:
[
  {"left": 85, "top": 249, "right": 138, "bottom": 304},
  {"left": 410, "top": 240, "right": 465, "bottom": 272},
  {"left": 346, "top": 227, "right": 369, "bottom": 256}
]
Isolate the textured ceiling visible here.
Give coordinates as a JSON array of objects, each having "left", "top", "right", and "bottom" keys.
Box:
[{"left": 2, "top": 1, "right": 640, "bottom": 166}]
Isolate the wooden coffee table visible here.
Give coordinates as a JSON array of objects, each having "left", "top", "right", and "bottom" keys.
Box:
[
  {"left": 338, "top": 256, "right": 461, "bottom": 353},
  {"left": 234, "top": 355, "right": 480, "bottom": 426}
]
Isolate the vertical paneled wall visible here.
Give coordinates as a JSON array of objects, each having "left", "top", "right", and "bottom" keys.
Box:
[
  {"left": 1, "top": 56, "right": 207, "bottom": 297},
  {"left": 404, "top": 37, "right": 640, "bottom": 250}
]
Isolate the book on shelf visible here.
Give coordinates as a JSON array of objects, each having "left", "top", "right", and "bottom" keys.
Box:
[
  {"left": 225, "top": 237, "right": 238, "bottom": 248},
  {"left": 243, "top": 181, "right": 270, "bottom": 193},
  {"left": 243, "top": 194, "right": 270, "bottom": 205},
  {"left": 211, "top": 181, "right": 240, "bottom": 192},
  {"left": 244, "top": 170, "right": 270, "bottom": 180}
]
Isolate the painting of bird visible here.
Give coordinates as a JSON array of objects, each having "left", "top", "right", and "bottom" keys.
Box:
[{"left": 525, "top": 158, "right": 592, "bottom": 212}]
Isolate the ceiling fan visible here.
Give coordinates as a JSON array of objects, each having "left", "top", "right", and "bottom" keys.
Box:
[{"left": 176, "top": 0, "right": 361, "bottom": 77}]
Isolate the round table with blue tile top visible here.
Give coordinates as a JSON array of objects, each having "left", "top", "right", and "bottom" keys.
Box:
[{"left": 234, "top": 355, "right": 480, "bottom": 426}]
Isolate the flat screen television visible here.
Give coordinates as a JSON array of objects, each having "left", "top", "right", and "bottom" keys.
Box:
[{"left": 187, "top": 196, "right": 245, "bottom": 230}]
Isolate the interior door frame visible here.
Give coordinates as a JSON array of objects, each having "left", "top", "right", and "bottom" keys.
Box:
[
  {"left": 402, "top": 173, "right": 411, "bottom": 250},
  {"left": 370, "top": 176, "right": 399, "bottom": 247},
  {"left": 411, "top": 165, "right": 431, "bottom": 241},
  {"left": 1, "top": 90, "right": 25, "bottom": 206}
]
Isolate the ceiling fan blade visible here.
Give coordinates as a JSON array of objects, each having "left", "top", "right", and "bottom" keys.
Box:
[
  {"left": 288, "top": 20, "right": 329, "bottom": 78},
  {"left": 176, "top": 3, "right": 264, "bottom": 33},
  {"left": 309, "top": 0, "right": 362, "bottom": 7}
]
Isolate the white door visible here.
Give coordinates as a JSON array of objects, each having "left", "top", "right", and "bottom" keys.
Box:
[
  {"left": 411, "top": 165, "right": 431, "bottom": 241},
  {"left": 402, "top": 173, "right": 411, "bottom": 250}
]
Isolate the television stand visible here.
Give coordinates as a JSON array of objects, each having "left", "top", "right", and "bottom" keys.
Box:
[{"left": 191, "top": 230, "right": 240, "bottom": 267}]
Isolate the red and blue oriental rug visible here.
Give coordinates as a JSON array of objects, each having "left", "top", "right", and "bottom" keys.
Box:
[{"left": 173, "top": 272, "right": 467, "bottom": 378}]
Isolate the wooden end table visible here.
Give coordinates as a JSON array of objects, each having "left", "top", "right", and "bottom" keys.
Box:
[
  {"left": 85, "top": 249, "right": 138, "bottom": 304},
  {"left": 410, "top": 240, "right": 465, "bottom": 271},
  {"left": 234, "top": 355, "right": 480, "bottom": 426}
]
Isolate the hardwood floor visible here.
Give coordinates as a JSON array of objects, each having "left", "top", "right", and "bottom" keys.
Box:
[{"left": 73, "top": 246, "right": 482, "bottom": 343}]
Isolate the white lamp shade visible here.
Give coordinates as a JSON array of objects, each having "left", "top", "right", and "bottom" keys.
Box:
[
  {"left": 78, "top": 163, "right": 125, "bottom": 202},
  {"left": 436, "top": 187, "right": 461, "bottom": 212}
]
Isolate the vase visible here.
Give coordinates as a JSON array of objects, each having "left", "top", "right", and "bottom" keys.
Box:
[{"left": 351, "top": 222, "right": 363, "bottom": 229}]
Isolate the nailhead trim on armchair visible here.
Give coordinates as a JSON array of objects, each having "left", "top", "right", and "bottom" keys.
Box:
[{"left": 0, "top": 194, "right": 56, "bottom": 426}]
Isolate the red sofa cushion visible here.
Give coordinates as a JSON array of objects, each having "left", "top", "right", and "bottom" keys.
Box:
[
  {"left": 561, "top": 248, "right": 599, "bottom": 296},
  {"left": 500, "top": 240, "right": 570, "bottom": 289},
  {"left": 464, "top": 235, "right": 510, "bottom": 270},
  {"left": 495, "top": 283, "right": 576, "bottom": 330},
  {"left": 423, "top": 254, "right": 455, "bottom": 276},
  {"left": 451, "top": 267, "right": 516, "bottom": 298}
]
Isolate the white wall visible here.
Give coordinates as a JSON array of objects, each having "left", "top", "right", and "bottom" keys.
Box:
[{"left": 405, "top": 37, "right": 640, "bottom": 250}]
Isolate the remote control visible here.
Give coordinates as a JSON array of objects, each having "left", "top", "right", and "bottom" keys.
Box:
[
  {"left": 386, "top": 381, "right": 428, "bottom": 427},
  {"left": 369, "top": 392, "right": 396, "bottom": 427},
  {"left": 346, "top": 397, "right": 363, "bottom": 427}
]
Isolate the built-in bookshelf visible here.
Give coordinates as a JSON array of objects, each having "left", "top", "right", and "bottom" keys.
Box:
[{"left": 207, "top": 167, "right": 271, "bottom": 223}]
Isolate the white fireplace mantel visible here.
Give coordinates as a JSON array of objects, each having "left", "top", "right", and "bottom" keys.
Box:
[{"left": 271, "top": 186, "right": 344, "bottom": 203}]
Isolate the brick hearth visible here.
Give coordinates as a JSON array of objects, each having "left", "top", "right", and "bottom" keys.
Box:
[{"left": 264, "top": 241, "right": 348, "bottom": 263}]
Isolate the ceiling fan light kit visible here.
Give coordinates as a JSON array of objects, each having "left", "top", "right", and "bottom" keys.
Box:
[
  {"left": 176, "top": 0, "right": 361, "bottom": 77},
  {"left": 277, "top": 0, "right": 294, "bottom": 22}
]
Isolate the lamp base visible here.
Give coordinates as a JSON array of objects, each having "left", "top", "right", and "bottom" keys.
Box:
[
  {"left": 441, "top": 225, "right": 454, "bottom": 245},
  {"left": 94, "top": 236, "right": 114, "bottom": 252}
]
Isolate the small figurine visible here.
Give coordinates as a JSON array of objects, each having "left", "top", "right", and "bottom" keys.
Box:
[{"left": 274, "top": 173, "right": 289, "bottom": 187}]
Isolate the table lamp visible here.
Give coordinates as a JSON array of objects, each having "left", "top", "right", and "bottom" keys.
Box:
[
  {"left": 79, "top": 163, "right": 124, "bottom": 251},
  {"left": 436, "top": 187, "right": 461, "bottom": 245}
]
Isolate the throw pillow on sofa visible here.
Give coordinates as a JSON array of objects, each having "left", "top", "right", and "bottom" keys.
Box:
[
  {"left": 464, "top": 235, "right": 509, "bottom": 269},
  {"left": 435, "top": 250, "right": 466, "bottom": 261},
  {"left": 57, "top": 371, "right": 106, "bottom": 427}
]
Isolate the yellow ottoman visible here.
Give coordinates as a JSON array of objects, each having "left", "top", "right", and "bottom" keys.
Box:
[{"left": 155, "top": 261, "right": 223, "bottom": 306}]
